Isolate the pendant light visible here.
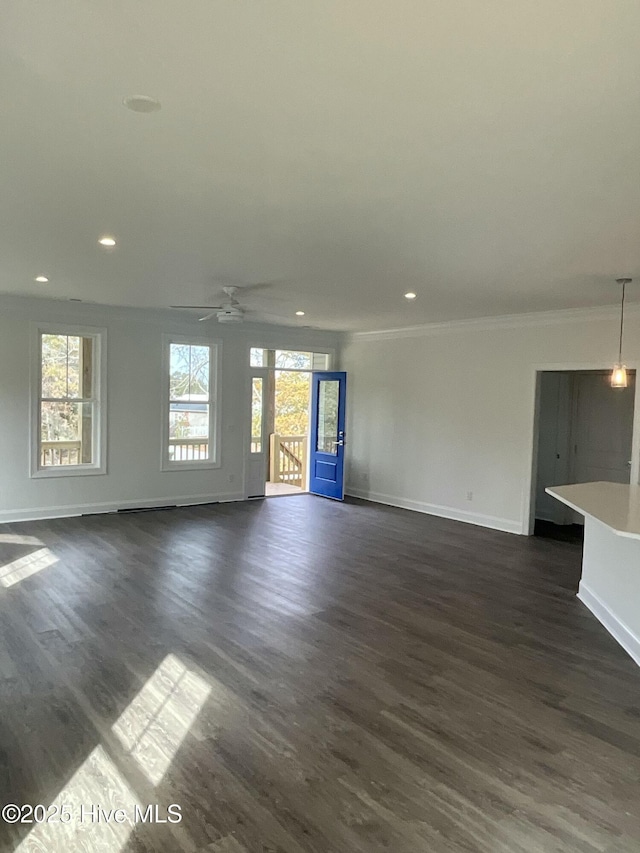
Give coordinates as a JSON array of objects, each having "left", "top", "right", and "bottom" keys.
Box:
[{"left": 611, "top": 277, "right": 632, "bottom": 388}]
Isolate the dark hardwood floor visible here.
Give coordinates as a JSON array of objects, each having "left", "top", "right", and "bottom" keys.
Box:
[{"left": 1, "top": 495, "right": 639, "bottom": 852}]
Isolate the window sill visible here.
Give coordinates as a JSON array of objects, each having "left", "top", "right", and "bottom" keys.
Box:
[
  {"left": 161, "top": 461, "right": 221, "bottom": 473},
  {"left": 31, "top": 465, "right": 107, "bottom": 479}
]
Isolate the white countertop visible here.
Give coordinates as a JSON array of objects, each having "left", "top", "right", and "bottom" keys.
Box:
[{"left": 546, "top": 482, "right": 640, "bottom": 540}]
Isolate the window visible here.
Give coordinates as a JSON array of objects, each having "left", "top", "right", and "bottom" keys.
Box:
[
  {"left": 251, "top": 377, "right": 264, "bottom": 453},
  {"left": 250, "top": 347, "right": 265, "bottom": 367},
  {"left": 275, "top": 350, "right": 312, "bottom": 370},
  {"left": 32, "top": 326, "right": 106, "bottom": 477},
  {"left": 316, "top": 379, "right": 340, "bottom": 454},
  {"left": 249, "top": 348, "right": 330, "bottom": 370},
  {"left": 162, "top": 337, "right": 219, "bottom": 469}
]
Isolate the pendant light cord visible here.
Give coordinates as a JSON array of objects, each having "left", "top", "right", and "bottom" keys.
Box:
[{"left": 619, "top": 279, "right": 626, "bottom": 365}]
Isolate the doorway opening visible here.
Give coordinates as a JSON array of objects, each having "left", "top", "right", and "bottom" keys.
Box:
[
  {"left": 531, "top": 369, "right": 636, "bottom": 538},
  {"left": 247, "top": 348, "right": 330, "bottom": 499},
  {"left": 268, "top": 364, "right": 311, "bottom": 496}
]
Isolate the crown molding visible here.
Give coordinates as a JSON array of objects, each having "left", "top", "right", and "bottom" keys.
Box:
[{"left": 347, "top": 303, "right": 640, "bottom": 342}]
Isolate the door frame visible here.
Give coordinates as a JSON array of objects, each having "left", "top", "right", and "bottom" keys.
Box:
[
  {"left": 242, "top": 344, "right": 337, "bottom": 500},
  {"left": 524, "top": 361, "right": 640, "bottom": 535}
]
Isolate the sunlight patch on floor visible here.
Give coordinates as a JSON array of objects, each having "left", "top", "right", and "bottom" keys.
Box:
[
  {"left": 112, "top": 654, "right": 211, "bottom": 785},
  {"left": 14, "top": 746, "right": 140, "bottom": 852},
  {"left": 266, "top": 482, "right": 304, "bottom": 496},
  {"left": 0, "top": 547, "right": 58, "bottom": 587},
  {"left": 0, "top": 534, "right": 43, "bottom": 545}
]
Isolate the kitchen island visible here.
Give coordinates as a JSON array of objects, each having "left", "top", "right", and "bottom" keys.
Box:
[{"left": 547, "top": 481, "right": 640, "bottom": 667}]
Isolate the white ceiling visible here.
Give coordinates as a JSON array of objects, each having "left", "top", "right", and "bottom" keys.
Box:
[{"left": 2, "top": 1, "right": 640, "bottom": 331}]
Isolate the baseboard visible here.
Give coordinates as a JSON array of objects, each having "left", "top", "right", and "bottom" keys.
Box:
[
  {"left": 578, "top": 582, "right": 640, "bottom": 668},
  {"left": 345, "top": 487, "right": 521, "bottom": 535},
  {"left": 0, "top": 492, "right": 245, "bottom": 524}
]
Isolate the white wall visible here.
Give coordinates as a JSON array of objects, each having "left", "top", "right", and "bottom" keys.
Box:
[
  {"left": 342, "top": 306, "right": 640, "bottom": 535},
  {"left": 0, "top": 296, "right": 341, "bottom": 522}
]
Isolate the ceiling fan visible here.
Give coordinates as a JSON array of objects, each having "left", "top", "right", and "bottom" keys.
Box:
[{"left": 171, "top": 282, "right": 286, "bottom": 324}]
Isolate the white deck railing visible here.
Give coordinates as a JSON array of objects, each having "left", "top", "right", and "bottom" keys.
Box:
[
  {"left": 269, "top": 434, "right": 307, "bottom": 488},
  {"left": 41, "top": 440, "right": 82, "bottom": 466},
  {"left": 169, "top": 437, "right": 209, "bottom": 461}
]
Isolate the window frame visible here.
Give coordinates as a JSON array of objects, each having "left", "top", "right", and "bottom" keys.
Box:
[
  {"left": 161, "top": 334, "right": 221, "bottom": 471},
  {"left": 248, "top": 346, "right": 333, "bottom": 372},
  {"left": 30, "top": 323, "right": 107, "bottom": 478}
]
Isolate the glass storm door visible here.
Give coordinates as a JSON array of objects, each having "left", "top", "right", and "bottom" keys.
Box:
[{"left": 309, "top": 372, "right": 347, "bottom": 500}]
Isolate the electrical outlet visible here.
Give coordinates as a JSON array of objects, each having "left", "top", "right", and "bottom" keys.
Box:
[
  {"left": 466, "top": 490, "right": 473, "bottom": 501},
  {"left": 228, "top": 474, "right": 235, "bottom": 484}
]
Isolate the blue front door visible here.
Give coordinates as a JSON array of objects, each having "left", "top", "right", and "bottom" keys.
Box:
[{"left": 309, "top": 371, "right": 347, "bottom": 500}]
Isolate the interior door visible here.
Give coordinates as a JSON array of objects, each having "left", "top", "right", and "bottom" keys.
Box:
[
  {"left": 246, "top": 370, "right": 268, "bottom": 498},
  {"left": 535, "top": 372, "right": 574, "bottom": 524},
  {"left": 572, "top": 371, "right": 635, "bottom": 484},
  {"left": 309, "top": 371, "right": 347, "bottom": 500}
]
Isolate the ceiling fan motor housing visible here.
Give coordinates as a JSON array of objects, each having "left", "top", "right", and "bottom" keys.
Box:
[{"left": 217, "top": 306, "right": 244, "bottom": 323}]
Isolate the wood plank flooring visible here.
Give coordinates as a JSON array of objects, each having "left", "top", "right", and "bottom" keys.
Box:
[{"left": 1, "top": 495, "right": 640, "bottom": 852}]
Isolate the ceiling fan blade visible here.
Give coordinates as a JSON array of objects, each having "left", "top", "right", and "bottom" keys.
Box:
[
  {"left": 198, "top": 311, "right": 220, "bottom": 321},
  {"left": 212, "top": 276, "right": 283, "bottom": 288},
  {"left": 234, "top": 279, "right": 286, "bottom": 294},
  {"left": 240, "top": 293, "right": 288, "bottom": 305},
  {"left": 171, "top": 304, "right": 223, "bottom": 309},
  {"left": 245, "top": 309, "right": 296, "bottom": 323}
]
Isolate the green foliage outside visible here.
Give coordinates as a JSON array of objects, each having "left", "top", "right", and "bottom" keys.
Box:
[
  {"left": 251, "top": 370, "right": 311, "bottom": 439},
  {"left": 274, "top": 371, "right": 311, "bottom": 436},
  {"left": 40, "top": 334, "right": 83, "bottom": 441}
]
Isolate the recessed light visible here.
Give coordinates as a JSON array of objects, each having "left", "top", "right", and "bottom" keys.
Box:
[
  {"left": 123, "top": 95, "right": 162, "bottom": 113},
  {"left": 98, "top": 236, "right": 116, "bottom": 247},
  {"left": 35, "top": 276, "right": 49, "bottom": 283},
  {"left": 295, "top": 310, "right": 305, "bottom": 316},
  {"left": 404, "top": 292, "right": 417, "bottom": 300}
]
